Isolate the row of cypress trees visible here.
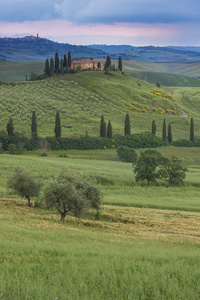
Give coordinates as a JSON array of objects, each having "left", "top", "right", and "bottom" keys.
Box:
[
  {"left": 99, "top": 113, "right": 195, "bottom": 144},
  {"left": 6, "top": 111, "right": 62, "bottom": 139},
  {"left": 104, "top": 55, "right": 123, "bottom": 71},
  {"left": 5, "top": 112, "right": 195, "bottom": 145},
  {"left": 152, "top": 117, "right": 195, "bottom": 143},
  {"left": 44, "top": 52, "right": 72, "bottom": 77}
]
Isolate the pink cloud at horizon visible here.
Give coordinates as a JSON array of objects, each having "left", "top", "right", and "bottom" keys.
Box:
[{"left": 0, "top": 20, "right": 199, "bottom": 46}]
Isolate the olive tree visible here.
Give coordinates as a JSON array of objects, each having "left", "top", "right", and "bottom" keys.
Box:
[
  {"left": 44, "top": 169, "right": 102, "bottom": 222},
  {"left": 7, "top": 168, "right": 42, "bottom": 207}
]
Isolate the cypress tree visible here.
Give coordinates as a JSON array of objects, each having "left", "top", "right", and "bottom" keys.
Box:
[
  {"left": 44, "top": 58, "right": 50, "bottom": 77},
  {"left": 162, "top": 119, "right": 166, "bottom": 141},
  {"left": 152, "top": 120, "right": 156, "bottom": 135},
  {"left": 105, "top": 55, "right": 111, "bottom": 69},
  {"left": 190, "top": 117, "right": 194, "bottom": 143},
  {"left": 55, "top": 52, "right": 59, "bottom": 74},
  {"left": 63, "top": 54, "right": 67, "bottom": 68},
  {"left": 31, "top": 111, "right": 37, "bottom": 139},
  {"left": 97, "top": 61, "right": 101, "bottom": 69},
  {"left": 124, "top": 113, "right": 131, "bottom": 135},
  {"left": 107, "top": 120, "right": 112, "bottom": 139},
  {"left": 167, "top": 123, "right": 172, "bottom": 143},
  {"left": 100, "top": 115, "right": 106, "bottom": 137},
  {"left": 54, "top": 111, "right": 61, "bottom": 138},
  {"left": 50, "top": 58, "right": 54, "bottom": 77},
  {"left": 118, "top": 56, "right": 122, "bottom": 71},
  {"left": 68, "top": 51, "right": 72, "bottom": 70},
  {"left": 7, "top": 116, "right": 14, "bottom": 136}
]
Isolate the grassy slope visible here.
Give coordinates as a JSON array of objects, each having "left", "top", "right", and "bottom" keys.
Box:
[
  {"left": 0, "top": 60, "right": 45, "bottom": 82},
  {"left": 1, "top": 198, "right": 200, "bottom": 299},
  {"left": 2, "top": 59, "right": 200, "bottom": 84},
  {"left": 1, "top": 148, "right": 200, "bottom": 299},
  {"left": 0, "top": 71, "right": 200, "bottom": 140},
  {"left": 122, "top": 60, "right": 200, "bottom": 77}
]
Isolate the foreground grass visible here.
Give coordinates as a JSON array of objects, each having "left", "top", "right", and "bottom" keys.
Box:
[{"left": 1, "top": 199, "right": 200, "bottom": 299}]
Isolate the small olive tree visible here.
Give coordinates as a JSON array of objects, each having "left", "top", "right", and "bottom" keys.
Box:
[
  {"left": 44, "top": 169, "right": 102, "bottom": 222},
  {"left": 7, "top": 168, "right": 42, "bottom": 207}
]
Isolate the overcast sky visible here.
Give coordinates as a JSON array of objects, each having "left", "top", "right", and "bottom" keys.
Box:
[{"left": 0, "top": 0, "right": 200, "bottom": 45}]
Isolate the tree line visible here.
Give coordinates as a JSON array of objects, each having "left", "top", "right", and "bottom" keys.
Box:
[
  {"left": 44, "top": 51, "right": 72, "bottom": 77},
  {"left": 1, "top": 112, "right": 198, "bottom": 154}
]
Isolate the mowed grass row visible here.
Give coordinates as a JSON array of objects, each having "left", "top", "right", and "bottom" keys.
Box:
[
  {"left": 1, "top": 199, "right": 200, "bottom": 299},
  {"left": 1, "top": 72, "right": 200, "bottom": 139},
  {"left": 0, "top": 146, "right": 200, "bottom": 212}
]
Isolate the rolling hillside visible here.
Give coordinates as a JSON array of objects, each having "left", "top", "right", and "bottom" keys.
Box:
[
  {"left": 0, "top": 71, "right": 200, "bottom": 140},
  {"left": 1, "top": 59, "right": 200, "bottom": 86}
]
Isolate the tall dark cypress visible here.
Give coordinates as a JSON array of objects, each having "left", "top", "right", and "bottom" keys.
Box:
[
  {"left": 31, "top": 111, "right": 37, "bottom": 139},
  {"left": 7, "top": 116, "right": 14, "bottom": 136},
  {"left": 55, "top": 52, "right": 59, "bottom": 74},
  {"left": 162, "top": 119, "right": 166, "bottom": 141},
  {"left": 50, "top": 58, "right": 54, "bottom": 77},
  {"left": 100, "top": 115, "right": 106, "bottom": 137},
  {"left": 54, "top": 111, "right": 61, "bottom": 138},
  {"left": 44, "top": 58, "right": 50, "bottom": 77},
  {"left": 105, "top": 55, "right": 111, "bottom": 70},
  {"left": 107, "top": 120, "right": 112, "bottom": 139},
  {"left": 118, "top": 56, "right": 122, "bottom": 71},
  {"left": 68, "top": 51, "right": 72, "bottom": 69},
  {"left": 152, "top": 120, "right": 156, "bottom": 135},
  {"left": 190, "top": 117, "right": 194, "bottom": 143},
  {"left": 63, "top": 54, "right": 67, "bottom": 68},
  {"left": 124, "top": 113, "right": 131, "bottom": 135},
  {"left": 167, "top": 123, "right": 172, "bottom": 143}
]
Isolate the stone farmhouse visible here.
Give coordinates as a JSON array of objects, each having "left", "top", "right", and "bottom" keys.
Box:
[{"left": 71, "top": 58, "right": 103, "bottom": 70}]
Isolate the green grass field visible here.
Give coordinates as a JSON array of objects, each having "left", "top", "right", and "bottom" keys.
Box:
[{"left": 1, "top": 146, "right": 200, "bottom": 299}]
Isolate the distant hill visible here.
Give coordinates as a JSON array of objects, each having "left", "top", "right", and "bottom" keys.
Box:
[
  {"left": 89, "top": 45, "right": 200, "bottom": 62},
  {"left": 2, "top": 36, "right": 200, "bottom": 63},
  {"left": 0, "top": 36, "right": 107, "bottom": 62},
  {"left": 87, "top": 44, "right": 134, "bottom": 52}
]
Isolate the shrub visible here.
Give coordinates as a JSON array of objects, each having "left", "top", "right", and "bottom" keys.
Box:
[
  {"left": 8, "top": 143, "right": 23, "bottom": 155},
  {"left": 117, "top": 146, "right": 137, "bottom": 163},
  {"left": 172, "top": 139, "right": 194, "bottom": 147}
]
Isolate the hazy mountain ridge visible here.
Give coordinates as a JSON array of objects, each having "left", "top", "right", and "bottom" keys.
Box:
[
  {"left": 1, "top": 36, "right": 200, "bottom": 63},
  {"left": 0, "top": 36, "right": 107, "bottom": 62}
]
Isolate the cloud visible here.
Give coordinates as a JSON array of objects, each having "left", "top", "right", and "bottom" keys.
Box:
[
  {"left": 54, "top": 0, "right": 200, "bottom": 24},
  {"left": 1, "top": 0, "right": 200, "bottom": 24},
  {"left": 0, "top": 0, "right": 60, "bottom": 22}
]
